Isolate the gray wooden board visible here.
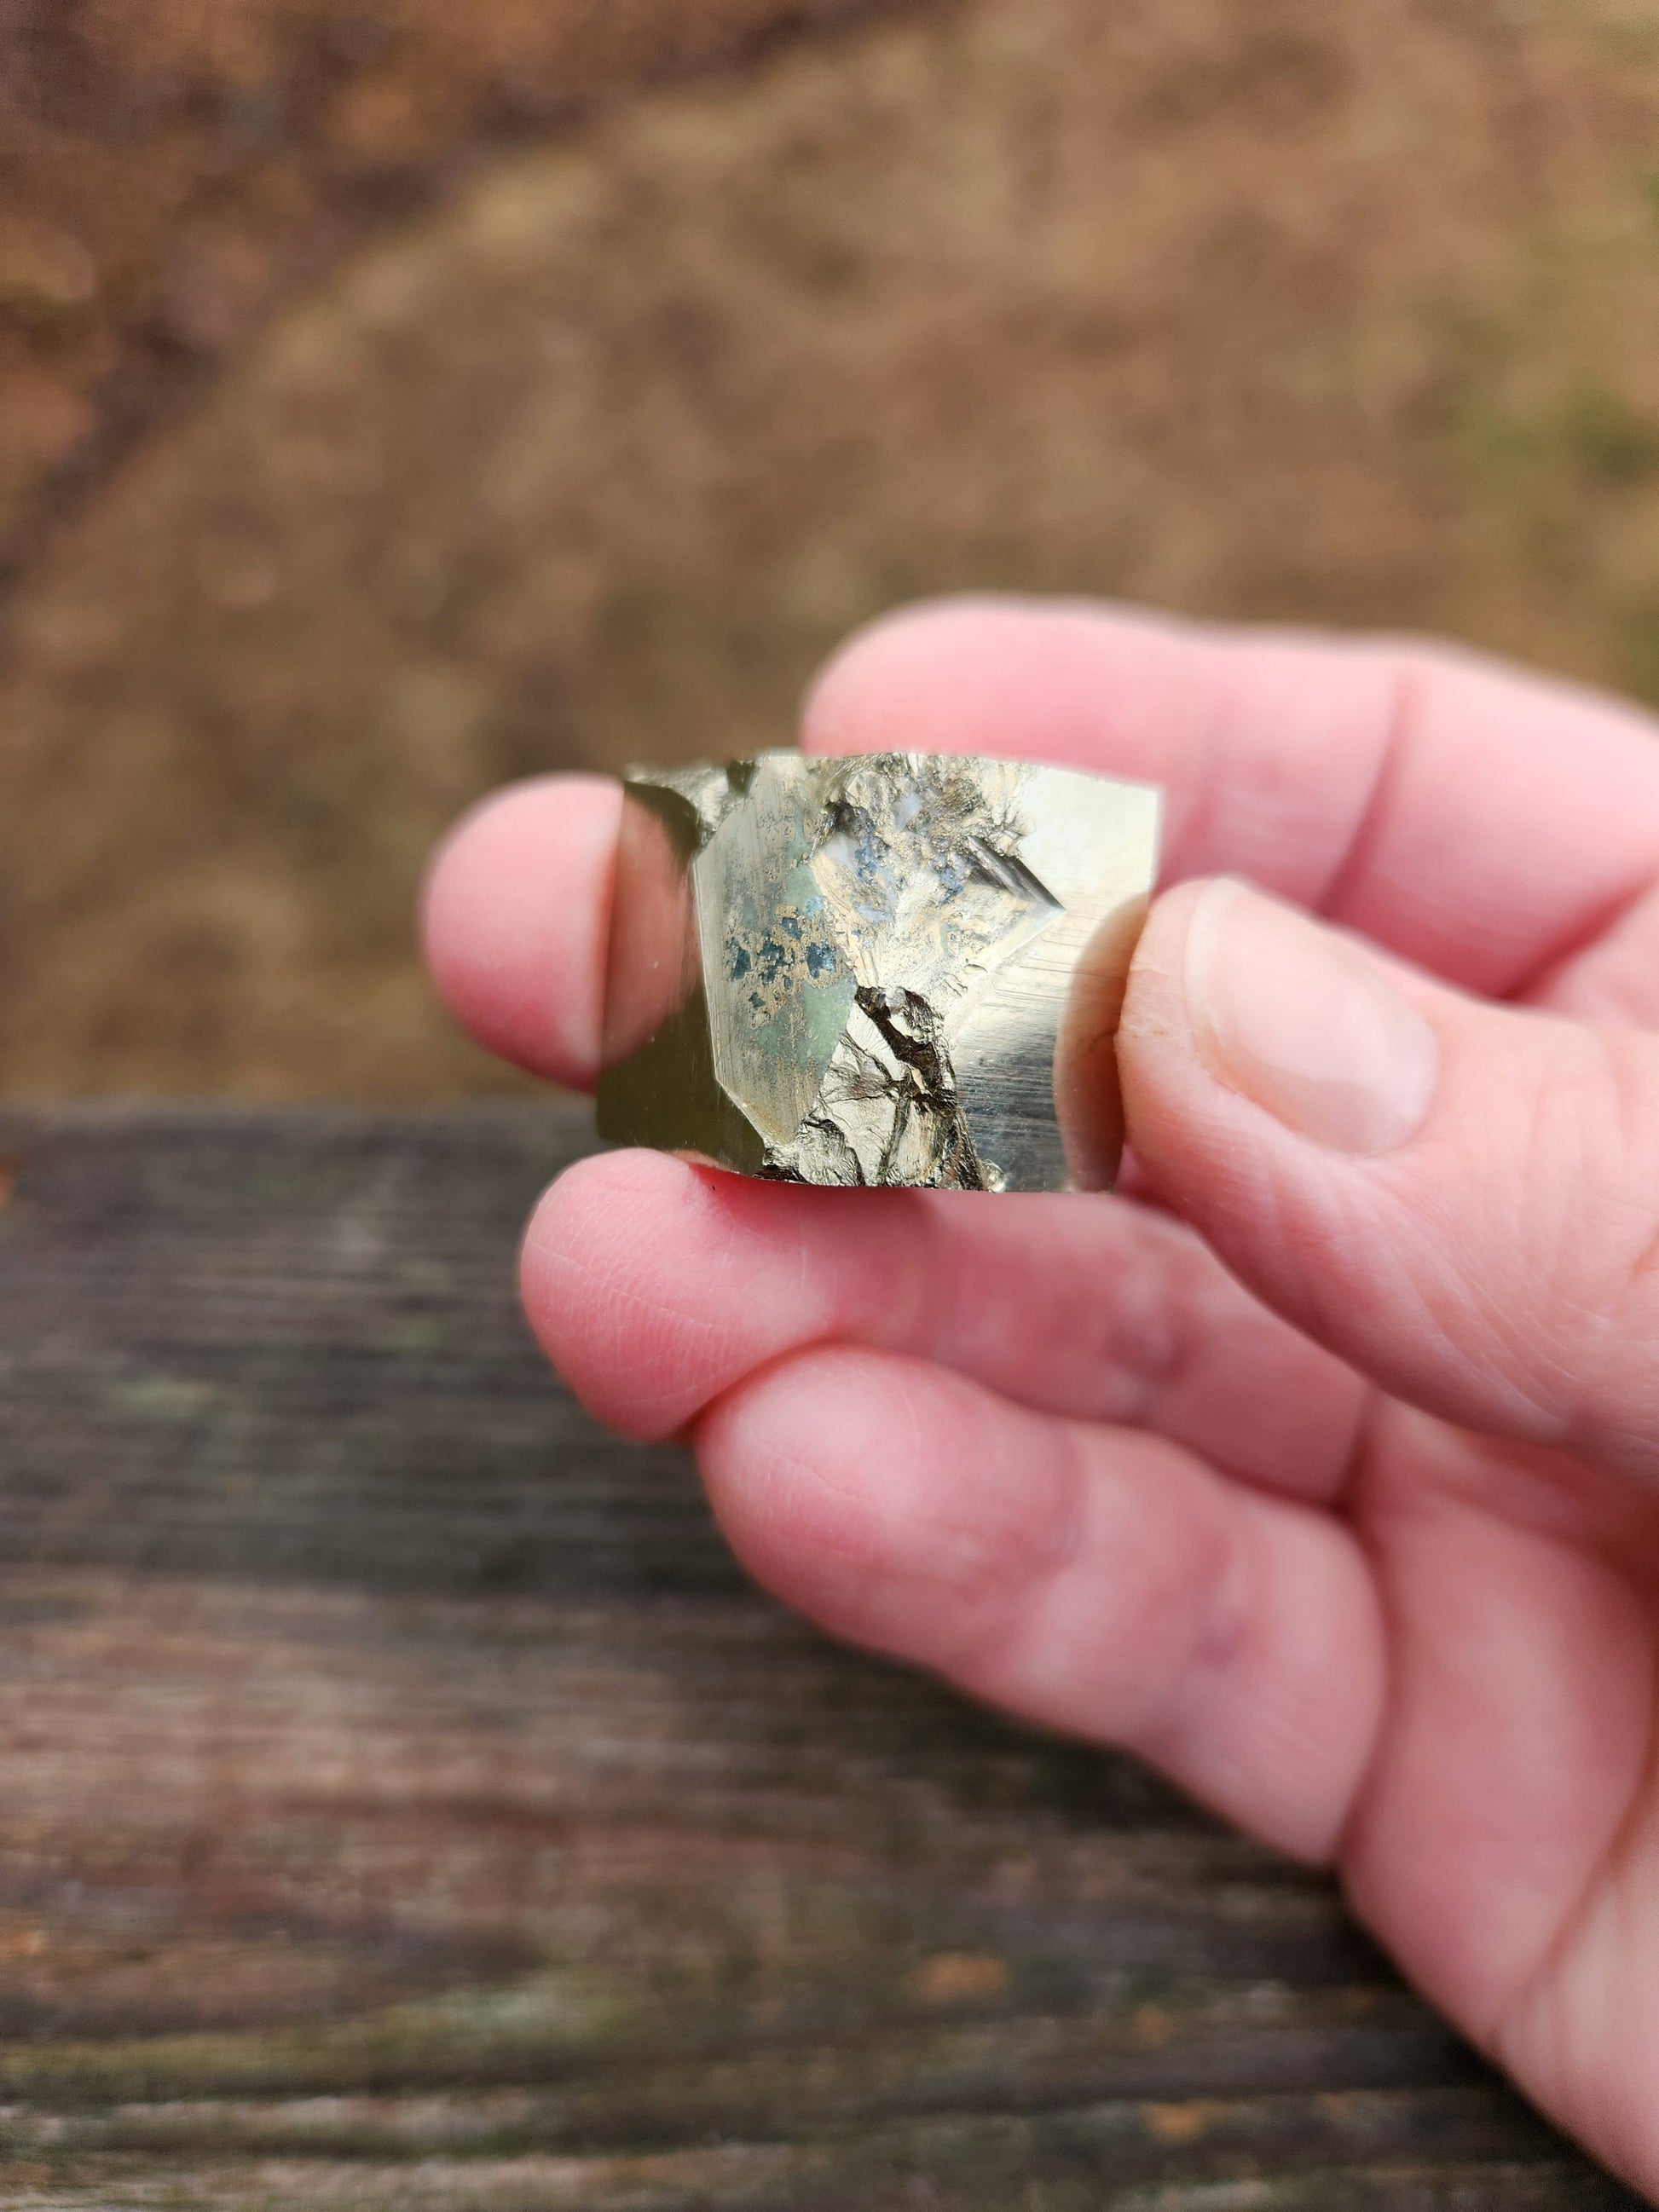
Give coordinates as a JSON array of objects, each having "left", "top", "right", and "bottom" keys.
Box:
[{"left": 0, "top": 1104, "right": 1636, "bottom": 2209}]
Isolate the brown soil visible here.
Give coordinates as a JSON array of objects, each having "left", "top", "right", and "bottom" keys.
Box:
[
  {"left": 3, "top": 0, "right": 1659, "bottom": 1100},
  {"left": 0, "top": 0, "right": 879, "bottom": 577}
]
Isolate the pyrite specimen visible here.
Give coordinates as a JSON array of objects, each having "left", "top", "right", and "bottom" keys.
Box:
[{"left": 597, "top": 751, "right": 1160, "bottom": 1193}]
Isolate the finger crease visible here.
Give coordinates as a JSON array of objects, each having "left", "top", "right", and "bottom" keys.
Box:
[
  {"left": 1309, "top": 654, "right": 1418, "bottom": 926},
  {"left": 937, "top": 1424, "right": 1092, "bottom": 1676},
  {"left": 1494, "top": 1633, "right": 1659, "bottom": 2069},
  {"left": 1134, "top": 1494, "right": 1257, "bottom": 1766}
]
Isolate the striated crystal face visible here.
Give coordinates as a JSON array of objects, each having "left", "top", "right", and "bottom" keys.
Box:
[{"left": 596, "top": 751, "right": 1160, "bottom": 1192}]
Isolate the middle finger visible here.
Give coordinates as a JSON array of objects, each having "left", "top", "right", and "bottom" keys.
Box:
[{"left": 523, "top": 1150, "right": 1366, "bottom": 1500}]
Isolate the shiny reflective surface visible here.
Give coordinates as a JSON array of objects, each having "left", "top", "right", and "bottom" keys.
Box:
[{"left": 597, "top": 752, "right": 1161, "bottom": 1191}]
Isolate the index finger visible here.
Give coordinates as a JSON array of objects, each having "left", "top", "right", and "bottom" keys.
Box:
[
  {"left": 804, "top": 598, "right": 1659, "bottom": 1002},
  {"left": 420, "top": 772, "right": 620, "bottom": 1088},
  {"left": 421, "top": 605, "right": 1659, "bottom": 1085}
]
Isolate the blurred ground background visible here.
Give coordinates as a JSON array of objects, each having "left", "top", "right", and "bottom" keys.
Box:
[{"left": 2, "top": 0, "right": 1659, "bottom": 1099}]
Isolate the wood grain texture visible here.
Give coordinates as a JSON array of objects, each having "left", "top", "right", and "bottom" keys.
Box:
[{"left": 0, "top": 1104, "right": 1637, "bottom": 2209}]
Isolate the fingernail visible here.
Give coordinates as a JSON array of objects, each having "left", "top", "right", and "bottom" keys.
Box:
[{"left": 1183, "top": 881, "right": 1440, "bottom": 1155}]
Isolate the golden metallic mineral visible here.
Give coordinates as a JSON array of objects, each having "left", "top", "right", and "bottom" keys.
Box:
[{"left": 597, "top": 751, "right": 1160, "bottom": 1192}]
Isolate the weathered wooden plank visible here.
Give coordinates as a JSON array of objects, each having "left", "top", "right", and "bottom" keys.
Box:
[{"left": 0, "top": 1106, "right": 1637, "bottom": 2209}]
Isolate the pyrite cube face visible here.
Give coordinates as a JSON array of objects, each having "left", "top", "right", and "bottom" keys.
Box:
[{"left": 596, "top": 752, "right": 1160, "bottom": 1193}]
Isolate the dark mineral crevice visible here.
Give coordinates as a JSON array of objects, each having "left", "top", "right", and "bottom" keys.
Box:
[
  {"left": 853, "top": 985, "right": 990, "bottom": 1192},
  {"left": 759, "top": 1112, "right": 866, "bottom": 1186}
]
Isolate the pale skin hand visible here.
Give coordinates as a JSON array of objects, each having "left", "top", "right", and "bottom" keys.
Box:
[{"left": 422, "top": 599, "right": 1659, "bottom": 2197}]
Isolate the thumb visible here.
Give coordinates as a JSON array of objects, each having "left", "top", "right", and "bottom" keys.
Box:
[{"left": 1118, "top": 879, "right": 1659, "bottom": 1483}]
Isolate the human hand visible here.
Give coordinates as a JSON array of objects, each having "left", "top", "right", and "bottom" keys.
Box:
[{"left": 423, "top": 599, "right": 1659, "bottom": 2196}]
